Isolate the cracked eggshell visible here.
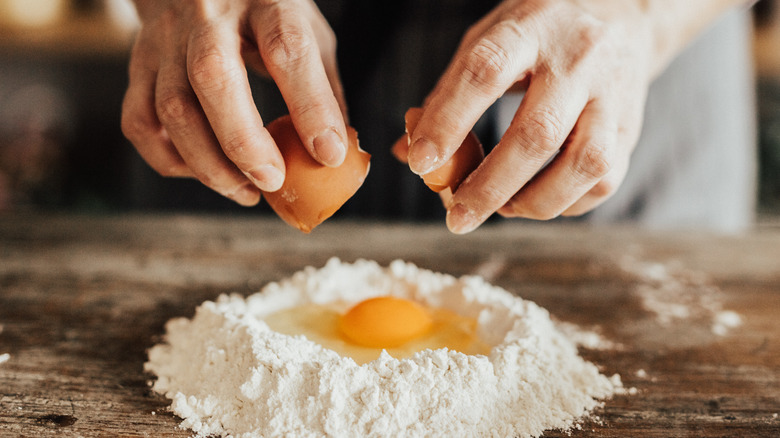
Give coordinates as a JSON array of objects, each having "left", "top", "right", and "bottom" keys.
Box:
[
  {"left": 401, "top": 107, "right": 484, "bottom": 193},
  {"left": 262, "top": 116, "right": 370, "bottom": 233}
]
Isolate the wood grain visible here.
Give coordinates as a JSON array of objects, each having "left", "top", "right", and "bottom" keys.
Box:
[{"left": 0, "top": 214, "right": 778, "bottom": 437}]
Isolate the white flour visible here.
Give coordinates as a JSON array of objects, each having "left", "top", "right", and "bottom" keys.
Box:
[
  {"left": 146, "top": 258, "right": 620, "bottom": 437},
  {"left": 0, "top": 324, "right": 7, "bottom": 365},
  {"left": 620, "top": 256, "right": 742, "bottom": 336}
]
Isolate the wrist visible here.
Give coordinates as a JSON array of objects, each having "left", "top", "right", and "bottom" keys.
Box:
[{"left": 640, "top": 0, "right": 752, "bottom": 78}]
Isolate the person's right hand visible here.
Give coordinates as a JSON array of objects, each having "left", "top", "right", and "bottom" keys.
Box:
[{"left": 121, "top": 0, "right": 348, "bottom": 206}]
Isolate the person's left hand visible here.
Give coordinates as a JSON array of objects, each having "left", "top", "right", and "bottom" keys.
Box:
[{"left": 406, "top": 0, "right": 658, "bottom": 233}]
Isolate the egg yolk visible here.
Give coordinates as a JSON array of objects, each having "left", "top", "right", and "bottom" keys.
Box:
[
  {"left": 264, "top": 297, "right": 490, "bottom": 365},
  {"left": 338, "top": 296, "right": 432, "bottom": 348}
]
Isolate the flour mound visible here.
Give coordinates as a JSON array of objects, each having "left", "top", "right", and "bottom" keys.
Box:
[{"left": 145, "top": 258, "right": 620, "bottom": 437}]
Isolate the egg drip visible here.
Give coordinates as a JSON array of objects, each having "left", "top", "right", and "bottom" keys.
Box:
[{"left": 264, "top": 296, "right": 490, "bottom": 365}]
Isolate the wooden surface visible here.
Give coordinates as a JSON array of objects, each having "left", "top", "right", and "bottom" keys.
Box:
[{"left": 0, "top": 214, "right": 779, "bottom": 437}]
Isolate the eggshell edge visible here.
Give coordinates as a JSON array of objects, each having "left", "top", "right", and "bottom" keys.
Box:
[{"left": 262, "top": 116, "right": 370, "bottom": 233}]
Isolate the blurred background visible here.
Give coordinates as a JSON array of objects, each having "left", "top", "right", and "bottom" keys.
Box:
[{"left": 0, "top": 0, "right": 778, "bottom": 225}]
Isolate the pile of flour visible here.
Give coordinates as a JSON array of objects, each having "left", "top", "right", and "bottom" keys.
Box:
[{"left": 146, "top": 258, "right": 620, "bottom": 437}]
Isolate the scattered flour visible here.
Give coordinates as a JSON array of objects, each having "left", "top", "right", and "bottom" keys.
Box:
[
  {"left": 0, "top": 324, "right": 7, "bottom": 365},
  {"left": 146, "top": 258, "right": 622, "bottom": 438},
  {"left": 555, "top": 321, "right": 622, "bottom": 351},
  {"left": 620, "top": 257, "right": 742, "bottom": 336},
  {"left": 712, "top": 310, "right": 742, "bottom": 336}
]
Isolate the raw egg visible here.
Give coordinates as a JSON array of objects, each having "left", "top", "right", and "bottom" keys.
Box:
[
  {"left": 262, "top": 116, "right": 371, "bottom": 233},
  {"left": 264, "top": 296, "right": 491, "bottom": 365},
  {"left": 338, "top": 296, "right": 432, "bottom": 348},
  {"left": 395, "top": 107, "right": 485, "bottom": 193}
]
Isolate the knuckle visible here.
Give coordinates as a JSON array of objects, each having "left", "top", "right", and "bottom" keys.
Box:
[
  {"left": 188, "top": 38, "right": 242, "bottom": 92},
  {"left": 155, "top": 90, "right": 192, "bottom": 126},
  {"left": 462, "top": 36, "right": 513, "bottom": 92},
  {"left": 263, "top": 26, "right": 314, "bottom": 70},
  {"left": 288, "top": 97, "right": 329, "bottom": 124},
  {"left": 515, "top": 109, "right": 566, "bottom": 159},
  {"left": 568, "top": 20, "right": 611, "bottom": 73},
  {"left": 577, "top": 20, "right": 608, "bottom": 53},
  {"left": 120, "top": 110, "right": 152, "bottom": 142},
  {"left": 471, "top": 180, "right": 516, "bottom": 218},
  {"left": 573, "top": 141, "right": 613, "bottom": 181},
  {"left": 220, "top": 128, "right": 257, "bottom": 161}
]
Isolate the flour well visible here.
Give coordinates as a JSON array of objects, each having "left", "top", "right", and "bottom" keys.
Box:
[{"left": 145, "top": 258, "right": 621, "bottom": 437}]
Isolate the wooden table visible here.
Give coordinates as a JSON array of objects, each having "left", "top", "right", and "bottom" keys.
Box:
[{"left": 1, "top": 214, "right": 778, "bottom": 437}]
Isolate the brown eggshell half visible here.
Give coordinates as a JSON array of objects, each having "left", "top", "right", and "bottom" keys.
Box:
[
  {"left": 402, "top": 107, "right": 484, "bottom": 193},
  {"left": 262, "top": 115, "right": 370, "bottom": 233}
]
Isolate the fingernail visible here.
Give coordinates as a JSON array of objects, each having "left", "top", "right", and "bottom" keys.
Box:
[
  {"left": 249, "top": 164, "right": 285, "bottom": 192},
  {"left": 446, "top": 203, "right": 480, "bottom": 234},
  {"left": 408, "top": 137, "right": 440, "bottom": 175},
  {"left": 231, "top": 183, "right": 261, "bottom": 207},
  {"left": 313, "top": 129, "right": 346, "bottom": 167}
]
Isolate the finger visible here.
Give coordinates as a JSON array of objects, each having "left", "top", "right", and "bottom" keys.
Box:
[
  {"left": 439, "top": 189, "right": 454, "bottom": 211},
  {"left": 561, "top": 90, "right": 646, "bottom": 217},
  {"left": 408, "top": 19, "right": 539, "bottom": 175},
  {"left": 187, "top": 22, "right": 285, "bottom": 191},
  {"left": 156, "top": 47, "right": 261, "bottom": 207},
  {"left": 446, "top": 72, "right": 589, "bottom": 234},
  {"left": 309, "top": 13, "right": 349, "bottom": 121},
  {"left": 241, "top": 38, "right": 269, "bottom": 77},
  {"left": 322, "top": 52, "right": 348, "bottom": 122},
  {"left": 498, "top": 100, "right": 617, "bottom": 219},
  {"left": 250, "top": 3, "right": 348, "bottom": 166},
  {"left": 121, "top": 41, "right": 191, "bottom": 178},
  {"left": 240, "top": 15, "right": 348, "bottom": 121},
  {"left": 560, "top": 155, "right": 628, "bottom": 217}
]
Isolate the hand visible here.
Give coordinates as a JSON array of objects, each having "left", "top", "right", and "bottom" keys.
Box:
[
  {"left": 406, "top": 0, "right": 740, "bottom": 233},
  {"left": 121, "top": 0, "right": 347, "bottom": 206}
]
